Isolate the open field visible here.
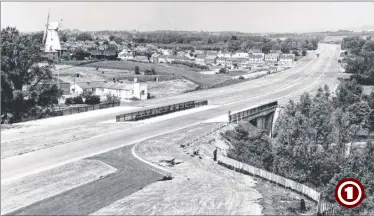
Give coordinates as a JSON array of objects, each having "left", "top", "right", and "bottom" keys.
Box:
[
  {"left": 61, "top": 60, "right": 233, "bottom": 88},
  {"left": 147, "top": 79, "right": 199, "bottom": 98}
]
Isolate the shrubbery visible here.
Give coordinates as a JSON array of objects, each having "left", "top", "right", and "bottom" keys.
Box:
[{"left": 172, "top": 60, "right": 209, "bottom": 70}]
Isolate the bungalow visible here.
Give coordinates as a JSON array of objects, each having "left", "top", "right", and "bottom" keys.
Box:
[
  {"left": 217, "top": 57, "right": 227, "bottom": 66},
  {"left": 249, "top": 54, "right": 264, "bottom": 64},
  {"left": 70, "top": 79, "right": 147, "bottom": 100},
  {"left": 226, "top": 58, "right": 241, "bottom": 69},
  {"left": 166, "top": 55, "right": 176, "bottom": 63},
  {"left": 195, "top": 54, "right": 206, "bottom": 65},
  {"left": 150, "top": 53, "right": 160, "bottom": 63},
  {"left": 206, "top": 50, "right": 218, "bottom": 57},
  {"left": 134, "top": 55, "right": 149, "bottom": 62},
  {"left": 265, "top": 53, "right": 279, "bottom": 64},
  {"left": 158, "top": 55, "right": 168, "bottom": 63},
  {"left": 279, "top": 54, "right": 294, "bottom": 66},
  {"left": 205, "top": 56, "right": 217, "bottom": 65},
  {"left": 118, "top": 52, "right": 134, "bottom": 61}
]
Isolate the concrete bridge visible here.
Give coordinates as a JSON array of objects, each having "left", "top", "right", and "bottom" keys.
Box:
[{"left": 228, "top": 101, "right": 279, "bottom": 137}]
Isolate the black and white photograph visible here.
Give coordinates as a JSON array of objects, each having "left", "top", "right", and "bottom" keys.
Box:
[{"left": 1, "top": 1, "right": 374, "bottom": 215}]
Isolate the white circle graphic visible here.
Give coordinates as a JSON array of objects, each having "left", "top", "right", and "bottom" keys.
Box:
[{"left": 337, "top": 181, "right": 362, "bottom": 206}]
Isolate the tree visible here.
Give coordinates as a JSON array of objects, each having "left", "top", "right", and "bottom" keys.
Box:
[
  {"left": 261, "top": 44, "right": 272, "bottom": 54},
  {"left": 1, "top": 27, "right": 62, "bottom": 123},
  {"left": 302, "top": 50, "right": 307, "bottom": 56},
  {"left": 292, "top": 50, "right": 300, "bottom": 56},
  {"left": 61, "top": 34, "right": 68, "bottom": 43},
  {"left": 76, "top": 32, "right": 93, "bottom": 41},
  {"left": 134, "top": 66, "right": 140, "bottom": 74},
  {"left": 219, "top": 68, "right": 227, "bottom": 74}
]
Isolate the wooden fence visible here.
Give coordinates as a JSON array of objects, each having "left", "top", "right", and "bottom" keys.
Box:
[
  {"left": 19, "top": 102, "right": 120, "bottom": 122},
  {"left": 216, "top": 153, "right": 341, "bottom": 215}
]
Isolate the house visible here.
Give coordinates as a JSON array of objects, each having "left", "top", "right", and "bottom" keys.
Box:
[
  {"left": 118, "top": 52, "right": 134, "bottom": 60},
  {"left": 265, "top": 53, "right": 279, "bottom": 64},
  {"left": 248, "top": 49, "right": 262, "bottom": 54},
  {"left": 194, "top": 50, "right": 205, "bottom": 54},
  {"left": 150, "top": 53, "right": 160, "bottom": 63},
  {"left": 166, "top": 55, "right": 176, "bottom": 63},
  {"left": 134, "top": 55, "right": 149, "bottom": 62},
  {"left": 90, "top": 48, "right": 118, "bottom": 60},
  {"left": 158, "top": 55, "right": 168, "bottom": 63},
  {"left": 249, "top": 54, "right": 265, "bottom": 64},
  {"left": 206, "top": 50, "right": 218, "bottom": 57},
  {"left": 226, "top": 58, "right": 240, "bottom": 69},
  {"left": 195, "top": 54, "right": 206, "bottom": 65},
  {"left": 217, "top": 57, "right": 227, "bottom": 66},
  {"left": 217, "top": 51, "right": 231, "bottom": 58},
  {"left": 175, "top": 56, "right": 190, "bottom": 62},
  {"left": 205, "top": 56, "right": 217, "bottom": 65},
  {"left": 279, "top": 54, "right": 294, "bottom": 66},
  {"left": 232, "top": 51, "right": 249, "bottom": 58},
  {"left": 70, "top": 79, "right": 147, "bottom": 100}
]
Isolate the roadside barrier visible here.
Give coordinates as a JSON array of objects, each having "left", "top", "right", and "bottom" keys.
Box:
[
  {"left": 216, "top": 152, "right": 339, "bottom": 215},
  {"left": 116, "top": 100, "right": 208, "bottom": 122}
]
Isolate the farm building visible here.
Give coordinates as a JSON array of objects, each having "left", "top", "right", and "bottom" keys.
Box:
[{"left": 70, "top": 79, "right": 147, "bottom": 100}]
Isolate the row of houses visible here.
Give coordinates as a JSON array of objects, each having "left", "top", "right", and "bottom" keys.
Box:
[{"left": 150, "top": 51, "right": 295, "bottom": 68}]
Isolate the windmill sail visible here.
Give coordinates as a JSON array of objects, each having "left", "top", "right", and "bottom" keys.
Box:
[{"left": 42, "top": 9, "right": 50, "bottom": 45}]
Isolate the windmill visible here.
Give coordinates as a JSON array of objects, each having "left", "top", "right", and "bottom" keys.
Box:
[{"left": 43, "top": 9, "right": 62, "bottom": 54}]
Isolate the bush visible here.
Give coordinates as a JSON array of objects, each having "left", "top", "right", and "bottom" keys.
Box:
[
  {"left": 239, "top": 76, "right": 244, "bottom": 80},
  {"left": 105, "top": 94, "right": 121, "bottom": 104},
  {"left": 129, "top": 97, "right": 140, "bottom": 101},
  {"left": 65, "top": 97, "right": 73, "bottom": 105},
  {"left": 85, "top": 95, "right": 100, "bottom": 105},
  {"left": 144, "top": 68, "right": 156, "bottom": 75},
  {"left": 302, "top": 50, "right": 307, "bottom": 56},
  {"left": 72, "top": 96, "right": 83, "bottom": 104},
  {"left": 134, "top": 66, "right": 140, "bottom": 74},
  {"left": 219, "top": 68, "right": 227, "bottom": 74}
]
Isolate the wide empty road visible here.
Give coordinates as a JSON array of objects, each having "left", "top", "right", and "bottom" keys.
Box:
[{"left": 2, "top": 44, "right": 341, "bottom": 183}]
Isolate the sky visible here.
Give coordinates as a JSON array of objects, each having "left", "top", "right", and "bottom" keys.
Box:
[{"left": 2, "top": 2, "right": 374, "bottom": 33}]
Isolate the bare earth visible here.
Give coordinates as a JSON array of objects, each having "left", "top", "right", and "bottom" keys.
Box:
[
  {"left": 1, "top": 159, "right": 117, "bottom": 215},
  {"left": 92, "top": 123, "right": 263, "bottom": 215}
]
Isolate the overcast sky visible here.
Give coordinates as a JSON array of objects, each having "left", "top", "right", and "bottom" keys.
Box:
[{"left": 2, "top": 2, "right": 374, "bottom": 33}]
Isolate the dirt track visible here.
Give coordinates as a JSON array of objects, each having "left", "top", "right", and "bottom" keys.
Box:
[{"left": 93, "top": 123, "right": 263, "bottom": 215}]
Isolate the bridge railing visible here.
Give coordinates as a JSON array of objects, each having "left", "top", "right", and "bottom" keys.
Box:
[
  {"left": 116, "top": 100, "right": 208, "bottom": 122},
  {"left": 229, "top": 101, "right": 278, "bottom": 123}
]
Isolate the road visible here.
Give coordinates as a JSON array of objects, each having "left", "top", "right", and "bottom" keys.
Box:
[{"left": 2, "top": 44, "right": 340, "bottom": 184}]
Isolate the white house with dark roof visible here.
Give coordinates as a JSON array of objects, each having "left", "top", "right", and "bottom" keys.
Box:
[
  {"left": 217, "top": 57, "right": 227, "bottom": 65},
  {"left": 279, "top": 54, "right": 294, "bottom": 66},
  {"left": 249, "top": 54, "right": 265, "bottom": 64},
  {"left": 195, "top": 54, "right": 206, "bottom": 65},
  {"left": 265, "top": 53, "right": 280, "bottom": 64},
  {"left": 70, "top": 79, "right": 147, "bottom": 100}
]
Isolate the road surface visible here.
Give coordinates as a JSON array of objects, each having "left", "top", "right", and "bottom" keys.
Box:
[{"left": 2, "top": 44, "right": 340, "bottom": 184}]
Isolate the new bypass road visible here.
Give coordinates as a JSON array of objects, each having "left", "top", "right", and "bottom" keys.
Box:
[{"left": 2, "top": 44, "right": 341, "bottom": 183}]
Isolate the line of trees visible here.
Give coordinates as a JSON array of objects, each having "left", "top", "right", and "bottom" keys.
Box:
[{"left": 223, "top": 82, "right": 374, "bottom": 215}]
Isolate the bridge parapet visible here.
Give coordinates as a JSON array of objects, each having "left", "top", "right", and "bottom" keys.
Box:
[{"left": 229, "top": 101, "right": 278, "bottom": 123}]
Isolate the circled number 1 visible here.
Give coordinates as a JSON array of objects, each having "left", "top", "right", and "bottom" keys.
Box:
[{"left": 345, "top": 186, "right": 353, "bottom": 200}]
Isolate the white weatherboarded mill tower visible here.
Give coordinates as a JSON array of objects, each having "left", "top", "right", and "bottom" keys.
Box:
[{"left": 42, "top": 10, "right": 62, "bottom": 58}]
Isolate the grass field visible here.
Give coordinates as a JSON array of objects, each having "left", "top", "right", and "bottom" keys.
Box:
[{"left": 61, "top": 60, "right": 232, "bottom": 88}]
